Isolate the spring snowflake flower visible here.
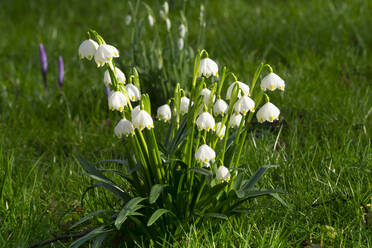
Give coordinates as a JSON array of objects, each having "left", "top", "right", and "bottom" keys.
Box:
[
  {"left": 125, "top": 15, "right": 132, "bottom": 25},
  {"left": 196, "top": 112, "right": 215, "bottom": 132},
  {"left": 216, "top": 166, "right": 231, "bottom": 182},
  {"left": 200, "top": 88, "right": 215, "bottom": 105},
  {"left": 180, "top": 96, "right": 190, "bottom": 115},
  {"left": 163, "top": 1, "right": 169, "bottom": 14},
  {"left": 125, "top": 84, "right": 141, "bottom": 102},
  {"left": 234, "top": 95, "right": 255, "bottom": 115},
  {"left": 108, "top": 91, "right": 127, "bottom": 112},
  {"left": 198, "top": 58, "right": 218, "bottom": 78},
  {"left": 177, "top": 38, "right": 184, "bottom": 50},
  {"left": 133, "top": 110, "right": 154, "bottom": 131},
  {"left": 226, "top": 81, "right": 250, "bottom": 100},
  {"left": 104, "top": 67, "right": 126, "bottom": 86},
  {"left": 148, "top": 15, "right": 155, "bottom": 27},
  {"left": 261, "top": 73, "right": 285, "bottom": 91},
  {"left": 165, "top": 18, "right": 171, "bottom": 31},
  {"left": 213, "top": 99, "right": 228, "bottom": 116},
  {"left": 79, "top": 39, "right": 99, "bottom": 60},
  {"left": 230, "top": 113, "right": 243, "bottom": 128},
  {"left": 179, "top": 24, "right": 186, "bottom": 38},
  {"left": 195, "top": 144, "right": 216, "bottom": 163},
  {"left": 256, "top": 102, "right": 280, "bottom": 123},
  {"left": 114, "top": 119, "right": 134, "bottom": 137},
  {"left": 215, "top": 122, "right": 226, "bottom": 140},
  {"left": 157, "top": 104, "right": 172, "bottom": 122},
  {"left": 94, "top": 44, "right": 119, "bottom": 67},
  {"left": 131, "top": 105, "right": 141, "bottom": 120}
]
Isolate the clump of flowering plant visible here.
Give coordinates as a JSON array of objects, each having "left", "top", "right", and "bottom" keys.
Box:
[{"left": 71, "top": 30, "right": 286, "bottom": 247}]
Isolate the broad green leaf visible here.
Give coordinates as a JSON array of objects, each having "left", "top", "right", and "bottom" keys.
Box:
[
  {"left": 147, "top": 209, "right": 170, "bottom": 226},
  {"left": 69, "top": 226, "right": 112, "bottom": 248},
  {"left": 70, "top": 210, "right": 113, "bottom": 230},
  {"left": 76, "top": 155, "right": 113, "bottom": 184},
  {"left": 241, "top": 165, "right": 278, "bottom": 192},
  {"left": 149, "top": 184, "right": 167, "bottom": 204},
  {"left": 85, "top": 181, "right": 131, "bottom": 203},
  {"left": 115, "top": 197, "right": 146, "bottom": 230},
  {"left": 232, "top": 173, "right": 244, "bottom": 191}
]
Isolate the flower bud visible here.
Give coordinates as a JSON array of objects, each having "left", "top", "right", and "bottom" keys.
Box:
[
  {"left": 58, "top": 56, "right": 64, "bottom": 88},
  {"left": 256, "top": 102, "right": 280, "bottom": 123}
]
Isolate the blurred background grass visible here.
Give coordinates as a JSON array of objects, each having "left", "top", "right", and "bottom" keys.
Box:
[{"left": 0, "top": 0, "right": 371, "bottom": 247}]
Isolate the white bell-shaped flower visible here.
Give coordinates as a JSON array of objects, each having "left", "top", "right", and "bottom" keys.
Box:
[
  {"left": 198, "top": 58, "right": 218, "bottom": 78},
  {"left": 230, "top": 113, "right": 243, "bottom": 128},
  {"left": 125, "top": 15, "right": 132, "bottom": 25},
  {"left": 234, "top": 95, "right": 255, "bottom": 115},
  {"left": 157, "top": 104, "right": 172, "bottom": 122},
  {"left": 94, "top": 44, "right": 119, "bottom": 67},
  {"left": 226, "top": 81, "right": 250, "bottom": 100},
  {"left": 165, "top": 18, "right": 171, "bottom": 31},
  {"left": 108, "top": 91, "right": 127, "bottom": 112},
  {"left": 256, "top": 102, "right": 280, "bottom": 123},
  {"left": 200, "top": 88, "right": 216, "bottom": 105},
  {"left": 196, "top": 112, "right": 215, "bottom": 132},
  {"left": 125, "top": 84, "right": 141, "bottom": 102},
  {"left": 195, "top": 144, "right": 215, "bottom": 163},
  {"left": 133, "top": 110, "right": 154, "bottom": 131},
  {"left": 213, "top": 99, "right": 228, "bottom": 116},
  {"left": 216, "top": 166, "right": 231, "bottom": 182},
  {"left": 215, "top": 122, "right": 226, "bottom": 140},
  {"left": 79, "top": 39, "right": 99, "bottom": 60},
  {"left": 180, "top": 96, "right": 190, "bottom": 115},
  {"left": 114, "top": 119, "right": 134, "bottom": 137},
  {"left": 261, "top": 73, "right": 285, "bottom": 91},
  {"left": 148, "top": 15, "right": 155, "bottom": 27},
  {"left": 104, "top": 67, "right": 126, "bottom": 86},
  {"left": 179, "top": 24, "right": 186, "bottom": 38},
  {"left": 177, "top": 38, "right": 184, "bottom": 50},
  {"left": 131, "top": 105, "right": 141, "bottom": 120},
  {"left": 163, "top": 1, "right": 169, "bottom": 14}
]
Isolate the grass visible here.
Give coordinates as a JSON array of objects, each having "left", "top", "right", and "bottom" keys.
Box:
[{"left": 1, "top": 0, "right": 371, "bottom": 247}]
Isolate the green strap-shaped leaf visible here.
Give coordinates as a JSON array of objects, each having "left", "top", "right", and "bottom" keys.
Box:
[
  {"left": 70, "top": 210, "right": 113, "bottom": 230},
  {"left": 189, "top": 168, "right": 213, "bottom": 177},
  {"left": 76, "top": 155, "right": 113, "bottom": 184},
  {"left": 92, "top": 232, "right": 108, "bottom": 248},
  {"left": 147, "top": 209, "right": 170, "bottom": 226},
  {"left": 241, "top": 165, "right": 278, "bottom": 192},
  {"left": 115, "top": 197, "right": 146, "bottom": 230},
  {"left": 203, "top": 212, "right": 228, "bottom": 220},
  {"left": 149, "top": 184, "right": 167, "bottom": 204},
  {"left": 69, "top": 226, "right": 113, "bottom": 248}
]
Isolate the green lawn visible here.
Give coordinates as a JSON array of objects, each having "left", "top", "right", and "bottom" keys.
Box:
[{"left": 1, "top": 0, "right": 371, "bottom": 247}]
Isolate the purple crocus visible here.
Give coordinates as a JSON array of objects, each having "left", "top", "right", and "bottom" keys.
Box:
[
  {"left": 39, "top": 44, "right": 48, "bottom": 89},
  {"left": 58, "top": 56, "right": 64, "bottom": 88}
]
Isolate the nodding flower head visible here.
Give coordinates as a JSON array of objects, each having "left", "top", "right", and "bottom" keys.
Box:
[
  {"left": 104, "top": 67, "right": 126, "bottom": 86},
  {"left": 179, "top": 24, "right": 186, "bottom": 38},
  {"left": 148, "top": 15, "right": 155, "bottom": 27},
  {"left": 196, "top": 112, "right": 216, "bottom": 132},
  {"left": 108, "top": 91, "right": 127, "bottom": 112},
  {"left": 163, "top": 1, "right": 169, "bottom": 14},
  {"left": 114, "top": 119, "right": 134, "bottom": 137},
  {"left": 157, "top": 104, "right": 172, "bottom": 122},
  {"left": 230, "top": 113, "right": 244, "bottom": 128},
  {"left": 226, "top": 81, "right": 250, "bottom": 100},
  {"left": 78, "top": 39, "right": 98, "bottom": 60},
  {"left": 198, "top": 58, "right": 218, "bottom": 78},
  {"left": 215, "top": 122, "right": 226, "bottom": 140},
  {"left": 133, "top": 110, "right": 154, "bottom": 131},
  {"left": 180, "top": 96, "right": 190, "bottom": 115},
  {"left": 216, "top": 166, "right": 231, "bottom": 182},
  {"left": 200, "top": 88, "right": 215, "bottom": 105},
  {"left": 165, "top": 18, "right": 171, "bottom": 31},
  {"left": 213, "top": 99, "right": 228, "bottom": 116},
  {"left": 256, "top": 102, "right": 280, "bottom": 123},
  {"left": 125, "top": 84, "right": 141, "bottom": 102},
  {"left": 177, "top": 38, "right": 184, "bottom": 50},
  {"left": 195, "top": 144, "right": 215, "bottom": 163},
  {"left": 125, "top": 15, "right": 132, "bottom": 25},
  {"left": 94, "top": 44, "right": 119, "bottom": 67},
  {"left": 234, "top": 95, "right": 255, "bottom": 115},
  {"left": 261, "top": 73, "right": 285, "bottom": 91}
]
